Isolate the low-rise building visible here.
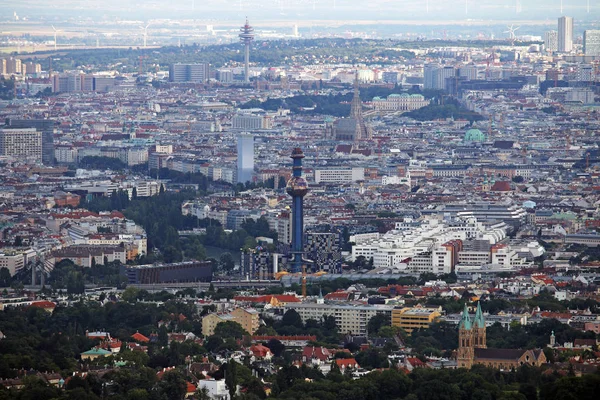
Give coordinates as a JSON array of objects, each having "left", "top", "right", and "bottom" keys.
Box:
[
  {"left": 201, "top": 307, "right": 259, "bottom": 337},
  {"left": 391, "top": 306, "right": 442, "bottom": 333},
  {"left": 282, "top": 303, "right": 394, "bottom": 335}
]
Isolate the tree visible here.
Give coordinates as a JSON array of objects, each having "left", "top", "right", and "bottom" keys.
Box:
[
  {"left": 266, "top": 338, "right": 285, "bottom": 357},
  {"left": 194, "top": 387, "right": 212, "bottom": 400},
  {"left": 281, "top": 309, "right": 304, "bottom": 329},
  {"left": 121, "top": 287, "right": 140, "bottom": 302},
  {"left": 214, "top": 321, "right": 248, "bottom": 340},
  {"left": 156, "top": 370, "right": 186, "bottom": 400},
  {"left": 367, "top": 314, "right": 390, "bottom": 335},
  {"left": 225, "top": 360, "right": 238, "bottom": 400},
  {"left": 0, "top": 267, "right": 11, "bottom": 287},
  {"left": 219, "top": 253, "right": 235, "bottom": 272},
  {"left": 512, "top": 175, "right": 525, "bottom": 183}
]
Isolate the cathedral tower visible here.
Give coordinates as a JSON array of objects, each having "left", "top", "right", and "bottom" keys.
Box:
[
  {"left": 457, "top": 304, "right": 474, "bottom": 368},
  {"left": 473, "top": 302, "right": 487, "bottom": 349}
]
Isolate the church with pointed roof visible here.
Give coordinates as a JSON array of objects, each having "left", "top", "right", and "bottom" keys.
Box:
[
  {"left": 457, "top": 302, "right": 547, "bottom": 369},
  {"left": 332, "top": 74, "right": 373, "bottom": 142}
]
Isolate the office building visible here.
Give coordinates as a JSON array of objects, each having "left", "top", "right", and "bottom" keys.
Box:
[
  {"left": 314, "top": 167, "right": 365, "bottom": 184},
  {"left": 392, "top": 306, "right": 441, "bottom": 333},
  {"left": 576, "top": 65, "right": 594, "bottom": 82},
  {"left": 0, "top": 59, "right": 5, "bottom": 75},
  {"left": 424, "top": 64, "right": 456, "bottom": 91},
  {"left": 123, "top": 260, "right": 213, "bottom": 284},
  {"left": 558, "top": 16, "right": 573, "bottom": 53},
  {"left": 0, "top": 250, "right": 26, "bottom": 276},
  {"left": 544, "top": 31, "right": 558, "bottom": 52},
  {"left": 0, "top": 128, "right": 42, "bottom": 163},
  {"left": 304, "top": 231, "right": 343, "bottom": 273},
  {"left": 52, "top": 74, "right": 115, "bottom": 93},
  {"left": 168, "top": 63, "right": 210, "bottom": 83},
  {"left": 237, "top": 133, "right": 254, "bottom": 183},
  {"left": 232, "top": 114, "right": 272, "bottom": 130},
  {"left": 6, "top": 119, "right": 55, "bottom": 165},
  {"left": 584, "top": 30, "right": 600, "bottom": 56}
]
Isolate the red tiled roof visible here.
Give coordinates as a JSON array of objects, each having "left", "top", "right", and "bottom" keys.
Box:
[
  {"left": 131, "top": 332, "right": 150, "bottom": 343},
  {"left": 30, "top": 300, "right": 56, "bottom": 309},
  {"left": 335, "top": 358, "right": 360, "bottom": 368},
  {"left": 233, "top": 295, "right": 300, "bottom": 303},
  {"left": 186, "top": 382, "right": 196, "bottom": 393}
]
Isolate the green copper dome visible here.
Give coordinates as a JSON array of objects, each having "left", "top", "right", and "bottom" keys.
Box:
[{"left": 464, "top": 128, "right": 486, "bottom": 142}]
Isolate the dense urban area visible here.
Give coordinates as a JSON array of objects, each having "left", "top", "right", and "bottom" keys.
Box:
[{"left": 1, "top": 7, "right": 600, "bottom": 400}]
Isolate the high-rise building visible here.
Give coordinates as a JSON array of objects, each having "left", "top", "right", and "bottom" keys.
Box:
[
  {"left": 236, "top": 133, "right": 254, "bottom": 184},
  {"left": 544, "top": 31, "right": 558, "bottom": 52},
  {"left": 6, "top": 119, "right": 55, "bottom": 165},
  {"left": 584, "top": 30, "right": 600, "bottom": 56},
  {"left": 0, "top": 59, "right": 6, "bottom": 75},
  {"left": 5, "top": 57, "right": 21, "bottom": 75},
  {"left": 0, "top": 128, "right": 42, "bottom": 163},
  {"left": 558, "top": 16, "right": 573, "bottom": 53},
  {"left": 304, "top": 231, "right": 343, "bottom": 273},
  {"left": 239, "top": 19, "right": 255, "bottom": 83},
  {"left": 286, "top": 148, "right": 309, "bottom": 273},
  {"left": 424, "top": 64, "right": 456, "bottom": 90},
  {"left": 168, "top": 63, "right": 210, "bottom": 83},
  {"left": 576, "top": 65, "right": 594, "bottom": 82}
]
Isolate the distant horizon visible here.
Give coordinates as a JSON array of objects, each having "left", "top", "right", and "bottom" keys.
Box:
[{"left": 2, "top": 0, "right": 600, "bottom": 23}]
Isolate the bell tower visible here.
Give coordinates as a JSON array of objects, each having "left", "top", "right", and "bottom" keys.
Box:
[
  {"left": 473, "top": 301, "right": 487, "bottom": 349},
  {"left": 457, "top": 304, "right": 474, "bottom": 369}
]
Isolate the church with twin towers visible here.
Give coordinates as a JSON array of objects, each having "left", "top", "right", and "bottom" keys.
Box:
[{"left": 457, "top": 302, "right": 546, "bottom": 369}]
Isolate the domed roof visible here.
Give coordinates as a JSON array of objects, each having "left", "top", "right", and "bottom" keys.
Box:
[
  {"left": 410, "top": 94, "right": 424, "bottom": 99},
  {"left": 464, "top": 128, "right": 486, "bottom": 142},
  {"left": 286, "top": 176, "right": 308, "bottom": 197}
]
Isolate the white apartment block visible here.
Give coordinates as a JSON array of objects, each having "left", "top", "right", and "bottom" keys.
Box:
[
  {"left": 0, "top": 251, "right": 26, "bottom": 276},
  {"left": 55, "top": 146, "right": 78, "bottom": 164},
  {"left": 352, "top": 216, "right": 509, "bottom": 274},
  {"left": 0, "top": 128, "right": 42, "bottom": 164},
  {"left": 314, "top": 167, "right": 365, "bottom": 184},
  {"left": 232, "top": 114, "right": 273, "bottom": 130},
  {"left": 283, "top": 303, "right": 394, "bottom": 335}
]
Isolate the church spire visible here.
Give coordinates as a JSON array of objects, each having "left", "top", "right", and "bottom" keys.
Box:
[
  {"left": 350, "top": 71, "right": 362, "bottom": 118},
  {"left": 459, "top": 303, "right": 472, "bottom": 330},
  {"left": 473, "top": 301, "right": 485, "bottom": 328}
]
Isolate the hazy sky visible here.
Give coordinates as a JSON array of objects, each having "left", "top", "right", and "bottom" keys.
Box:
[{"left": 4, "top": 0, "right": 599, "bottom": 23}]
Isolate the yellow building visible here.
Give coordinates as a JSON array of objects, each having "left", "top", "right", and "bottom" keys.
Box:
[
  {"left": 201, "top": 308, "right": 259, "bottom": 337},
  {"left": 391, "top": 306, "right": 441, "bottom": 333}
]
